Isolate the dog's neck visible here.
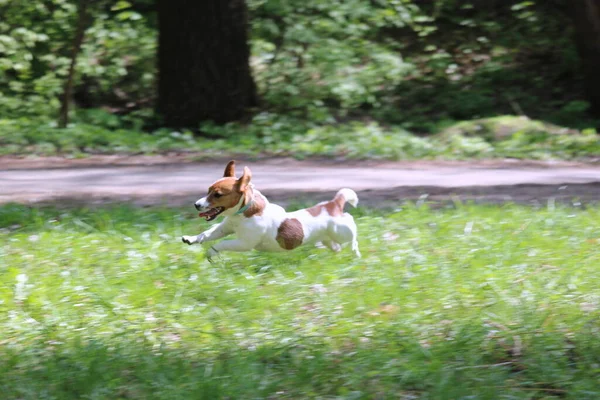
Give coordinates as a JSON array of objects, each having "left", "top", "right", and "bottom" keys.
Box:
[
  {"left": 235, "top": 185, "right": 255, "bottom": 215},
  {"left": 222, "top": 184, "right": 257, "bottom": 218}
]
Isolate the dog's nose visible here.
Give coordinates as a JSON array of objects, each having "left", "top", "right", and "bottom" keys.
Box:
[{"left": 195, "top": 197, "right": 208, "bottom": 210}]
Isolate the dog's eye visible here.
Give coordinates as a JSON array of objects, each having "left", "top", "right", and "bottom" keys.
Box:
[{"left": 213, "top": 193, "right": 222, "bottom": 198}]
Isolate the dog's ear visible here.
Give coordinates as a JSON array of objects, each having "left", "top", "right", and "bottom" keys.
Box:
[
  {"left": 223, "top": 160, "right": 236, "bottom": 177},
  {"left": 237, "top": 166, "right": 252, "bottom": 191}
]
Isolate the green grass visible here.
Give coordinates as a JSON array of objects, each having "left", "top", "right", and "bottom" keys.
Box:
[
  {"left": 1, "top": 203, "right": 600, "bottom": 399},
  {"left": 1, "top": 114, "right": 599, "bottom": 161}
]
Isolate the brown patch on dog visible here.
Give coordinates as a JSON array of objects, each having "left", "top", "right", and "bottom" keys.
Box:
[
  {"left": 306, "top": 204, "right": 322, "bottom": 217},
  {"left": 276, "top": 218, "right": 304, "bottom": 250},
  {"left": 306, "top": 193, "right": 345, "bottom": 217},
  {"left": 243, "top": 191, "right": 266, "bottom": 217},
  {"left": 204, "top": 166, "right": 254, "bottom": 212},
  {"left": 206, "top": 178, "right": 243, "bottom": 210}
]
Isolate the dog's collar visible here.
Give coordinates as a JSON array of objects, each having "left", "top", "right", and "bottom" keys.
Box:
[{"left": 235, "top": 189, "right": 254, "bottom": 215}]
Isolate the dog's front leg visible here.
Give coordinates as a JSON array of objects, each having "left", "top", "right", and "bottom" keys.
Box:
[
  {"left": 206, "top": 238, "right": 260, "bottom": 261},
  {"left": 182, "top": 221, "right": 231, "bottom": 246}
]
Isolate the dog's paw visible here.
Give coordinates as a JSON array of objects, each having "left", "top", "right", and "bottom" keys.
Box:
[
  {"left": 181, "top": 235, "right": 197, "bottom": 245},
  {"left": 206, "top": 246, "right": 219, "bottom": 262}
]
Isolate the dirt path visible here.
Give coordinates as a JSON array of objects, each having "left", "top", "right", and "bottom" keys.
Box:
[{"left": 1, "top": 157, "right": 599, "bottom": 206}]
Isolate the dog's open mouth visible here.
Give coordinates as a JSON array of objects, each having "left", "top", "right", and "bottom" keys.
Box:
[{"left": 199, "top": 207, "right": 224, "bottom": 221}]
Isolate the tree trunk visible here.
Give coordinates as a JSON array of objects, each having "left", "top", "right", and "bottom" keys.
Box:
[
  {"left": 58, "top": 0, "right": 90, "bottom": 129},
  {"left": 572, "top": 0, "right": 600, "bottom": 117},
  {"left": 156, "top": 0, "right": 258, "bottom": 129}
]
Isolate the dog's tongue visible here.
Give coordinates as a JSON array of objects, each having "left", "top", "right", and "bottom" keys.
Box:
[{"left": 199, "top": 208, "right": 218, "bottom": 219}]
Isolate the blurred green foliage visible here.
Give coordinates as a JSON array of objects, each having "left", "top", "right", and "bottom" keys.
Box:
[
  {"left": 0, "top": 0, "right": 155, "bottom": 118},
  {"left": 0, "top": 0, "right": 597, "bottom": 157}
]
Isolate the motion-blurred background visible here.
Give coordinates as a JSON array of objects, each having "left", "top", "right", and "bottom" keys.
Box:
[{"left": 1, "top": 0, "right": 599, "bottom": 159}]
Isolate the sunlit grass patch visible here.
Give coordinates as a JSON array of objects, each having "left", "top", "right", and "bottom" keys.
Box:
[{"left": 1, "top": 203, "right": 600, "bottom": 398}]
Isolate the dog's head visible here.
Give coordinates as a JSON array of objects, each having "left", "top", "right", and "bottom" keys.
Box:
[{"left": 194, "top": 160, "right": 252, "bottom": 221}]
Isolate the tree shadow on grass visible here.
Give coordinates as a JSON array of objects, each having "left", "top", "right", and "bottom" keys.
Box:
[{"left": 1, "top": 326, "right": 599, "bottom": 399}]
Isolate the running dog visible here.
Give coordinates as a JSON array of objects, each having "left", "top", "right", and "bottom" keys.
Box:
[{"left": 181, "top": 161, "right": 361, "bottom": 261}]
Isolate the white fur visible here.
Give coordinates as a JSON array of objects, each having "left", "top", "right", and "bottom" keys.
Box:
[
  {"left": 182, "top": 187, "right": 361, "bottom": 260},
  {"left": 194, "top": 196, "right": 209, "bottom": 209},
  {"left": 337, "top": 188, "right": 358, "bottom": 207}
]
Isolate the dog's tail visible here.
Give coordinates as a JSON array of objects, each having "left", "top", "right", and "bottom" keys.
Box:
[{"left": 334, "top": 188, "right": 359, "bottom": 209}]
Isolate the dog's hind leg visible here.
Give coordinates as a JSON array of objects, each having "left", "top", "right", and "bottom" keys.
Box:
[
  {"left": 348, "top": 217, "right": 361, "bottom": 258},
  {"left": 328, "top": 214, "right": 361, "bottom": 258},
  {"left": 351, "top": 239, "right": 361, "bottom": 258},
  {"left": 322, "top": 239, "right": 342, "bottom": 252}
]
